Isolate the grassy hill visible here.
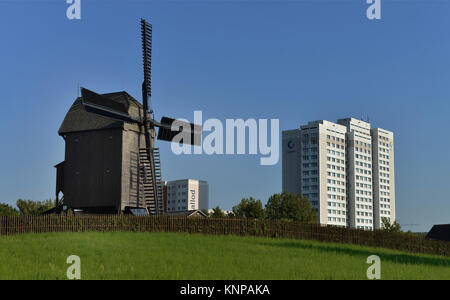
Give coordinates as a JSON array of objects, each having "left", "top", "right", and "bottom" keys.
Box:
[{"left": 0, "top": 232, "right": 449, "bottom": 279}]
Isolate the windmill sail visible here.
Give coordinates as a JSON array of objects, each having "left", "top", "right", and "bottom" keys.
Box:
[
  {"left": 157, "top": 117, "right": 202, "bottom": 146},
  {"left": 141, "top": 18, "right": 152, "bottom": 112},
  {"left": 140, "top": 18, "right": 163, "bottom": 215}
]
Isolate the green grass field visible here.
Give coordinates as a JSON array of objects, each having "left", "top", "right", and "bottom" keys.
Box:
[{"left": 0, "top": 231, "right": 449, "bottom": 280}]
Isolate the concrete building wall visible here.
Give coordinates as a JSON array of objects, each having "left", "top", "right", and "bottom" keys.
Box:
[
  {"left": 199, "top": 180, "right": 209, "bottom": 211},
  {"left": 320, "top": 121, "right": 347, "bottom": 227},
  {"left": 164, "top": 179, "right": 209, "bottom": 212},
  {"left": 345, "top": 134, "right": 357, "bottom": 228},
  {"left": 318, "top": 125, "right": 328, "bottom": 225},
  {"left": 371, "top": 128, "right": 395, "bottom": 229},
  {"left": 282, "top": 130, "right": 302, "bottom": 195},
  {"left": 337, "top": 118, "right": 374, "bottom": 230}
]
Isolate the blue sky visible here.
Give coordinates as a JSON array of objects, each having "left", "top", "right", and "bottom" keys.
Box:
[{"left": 0, "top": 0, "right": 449, "bottom": 232}]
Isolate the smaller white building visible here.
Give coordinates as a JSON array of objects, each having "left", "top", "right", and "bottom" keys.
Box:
[{"left": 163, "top": 179, "right": 209, "bottom": 213}]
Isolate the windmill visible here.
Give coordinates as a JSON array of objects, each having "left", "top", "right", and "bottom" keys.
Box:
[{"left": 55, "top": 19, "right": 201, "bottom": 215}]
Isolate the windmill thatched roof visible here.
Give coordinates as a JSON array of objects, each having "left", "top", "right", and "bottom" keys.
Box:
[{"left": 58, "top": 91, "right": 143, "bottom": 135}]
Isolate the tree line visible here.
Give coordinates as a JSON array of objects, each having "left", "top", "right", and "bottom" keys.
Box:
[
  {"left": 204, "top": 192, "right": 402, "bottom": 233},
  {"left": 203, "top": 192, "right": 318, "bottom": 224},
  {"left": 0, "top": 199, "right": 56, "bottom": 216}
]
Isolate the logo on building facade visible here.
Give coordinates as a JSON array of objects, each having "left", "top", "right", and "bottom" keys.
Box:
[
  {"left": 190, "top": 189, "right": 196, "bottom": 210},
  {"left": 287, "top": 140, "right": 295, "bottom": 150}
]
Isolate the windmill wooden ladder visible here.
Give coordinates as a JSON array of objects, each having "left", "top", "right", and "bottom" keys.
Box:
[{"left": 139, "top": 148, "right": 163, "bottom": 214}]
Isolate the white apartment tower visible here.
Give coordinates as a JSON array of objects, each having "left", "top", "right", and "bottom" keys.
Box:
[
  {"left": 282, "top": 118, "right": 395, "bottom": 230},
  {"left": 337, "top": 118, "right": 374, "bottom": 230},
  {"left": 163, "top": 179, "right": 209, "bottom": 213},
  {"left": 283, "top": 120, "right": 348, "bottom": 226},
  {"left": 371, "top": 128, "right": 395, "bottom": 229}
]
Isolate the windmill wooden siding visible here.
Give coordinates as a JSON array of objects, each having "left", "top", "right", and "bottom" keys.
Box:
[
  {"left": 57, "top": 92, "right": 148, "bottom": 213},
  {"left": 121, "top": 128, "right": 147, "bottom": 210},
  {"left": 63, "top": 128, "right": 122, "bottom": 211}
]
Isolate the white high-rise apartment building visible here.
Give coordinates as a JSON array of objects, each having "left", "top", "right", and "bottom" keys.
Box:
[
  {"left": 283, "top": 120, "right": 348, "bottom": 226},
  {"left": 337, "top": 118, "right": 374, "bottom": 230},
  {"left": 163, "top": 179, "right": 209, "bottom": 213},
  {"left": 371, "top": 128, "right": 395, "bottom": 229},
  {"left": 282, "top": 118, "right": 395, "bottom": 230}
]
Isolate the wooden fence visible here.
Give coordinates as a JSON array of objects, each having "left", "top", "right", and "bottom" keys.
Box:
[{"left": 0, "top": 215, "right": 449, "bottom": 257}]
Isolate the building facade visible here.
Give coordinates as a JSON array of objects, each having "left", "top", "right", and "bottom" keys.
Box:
[
  {"left": 283, "top": 120, "right": 347, "bottom": 226},
  {"left": 282, "top": 118, "right": 395, "bottom": 230},
  {"left": 337, "top": 118, "right": 374, "bottom": 230},
  {"left": 163, "top": 179, "right": 209, "bottom": 213},
  {"left": 371, "top": 128, "right": 395, "bottom": 229}
]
